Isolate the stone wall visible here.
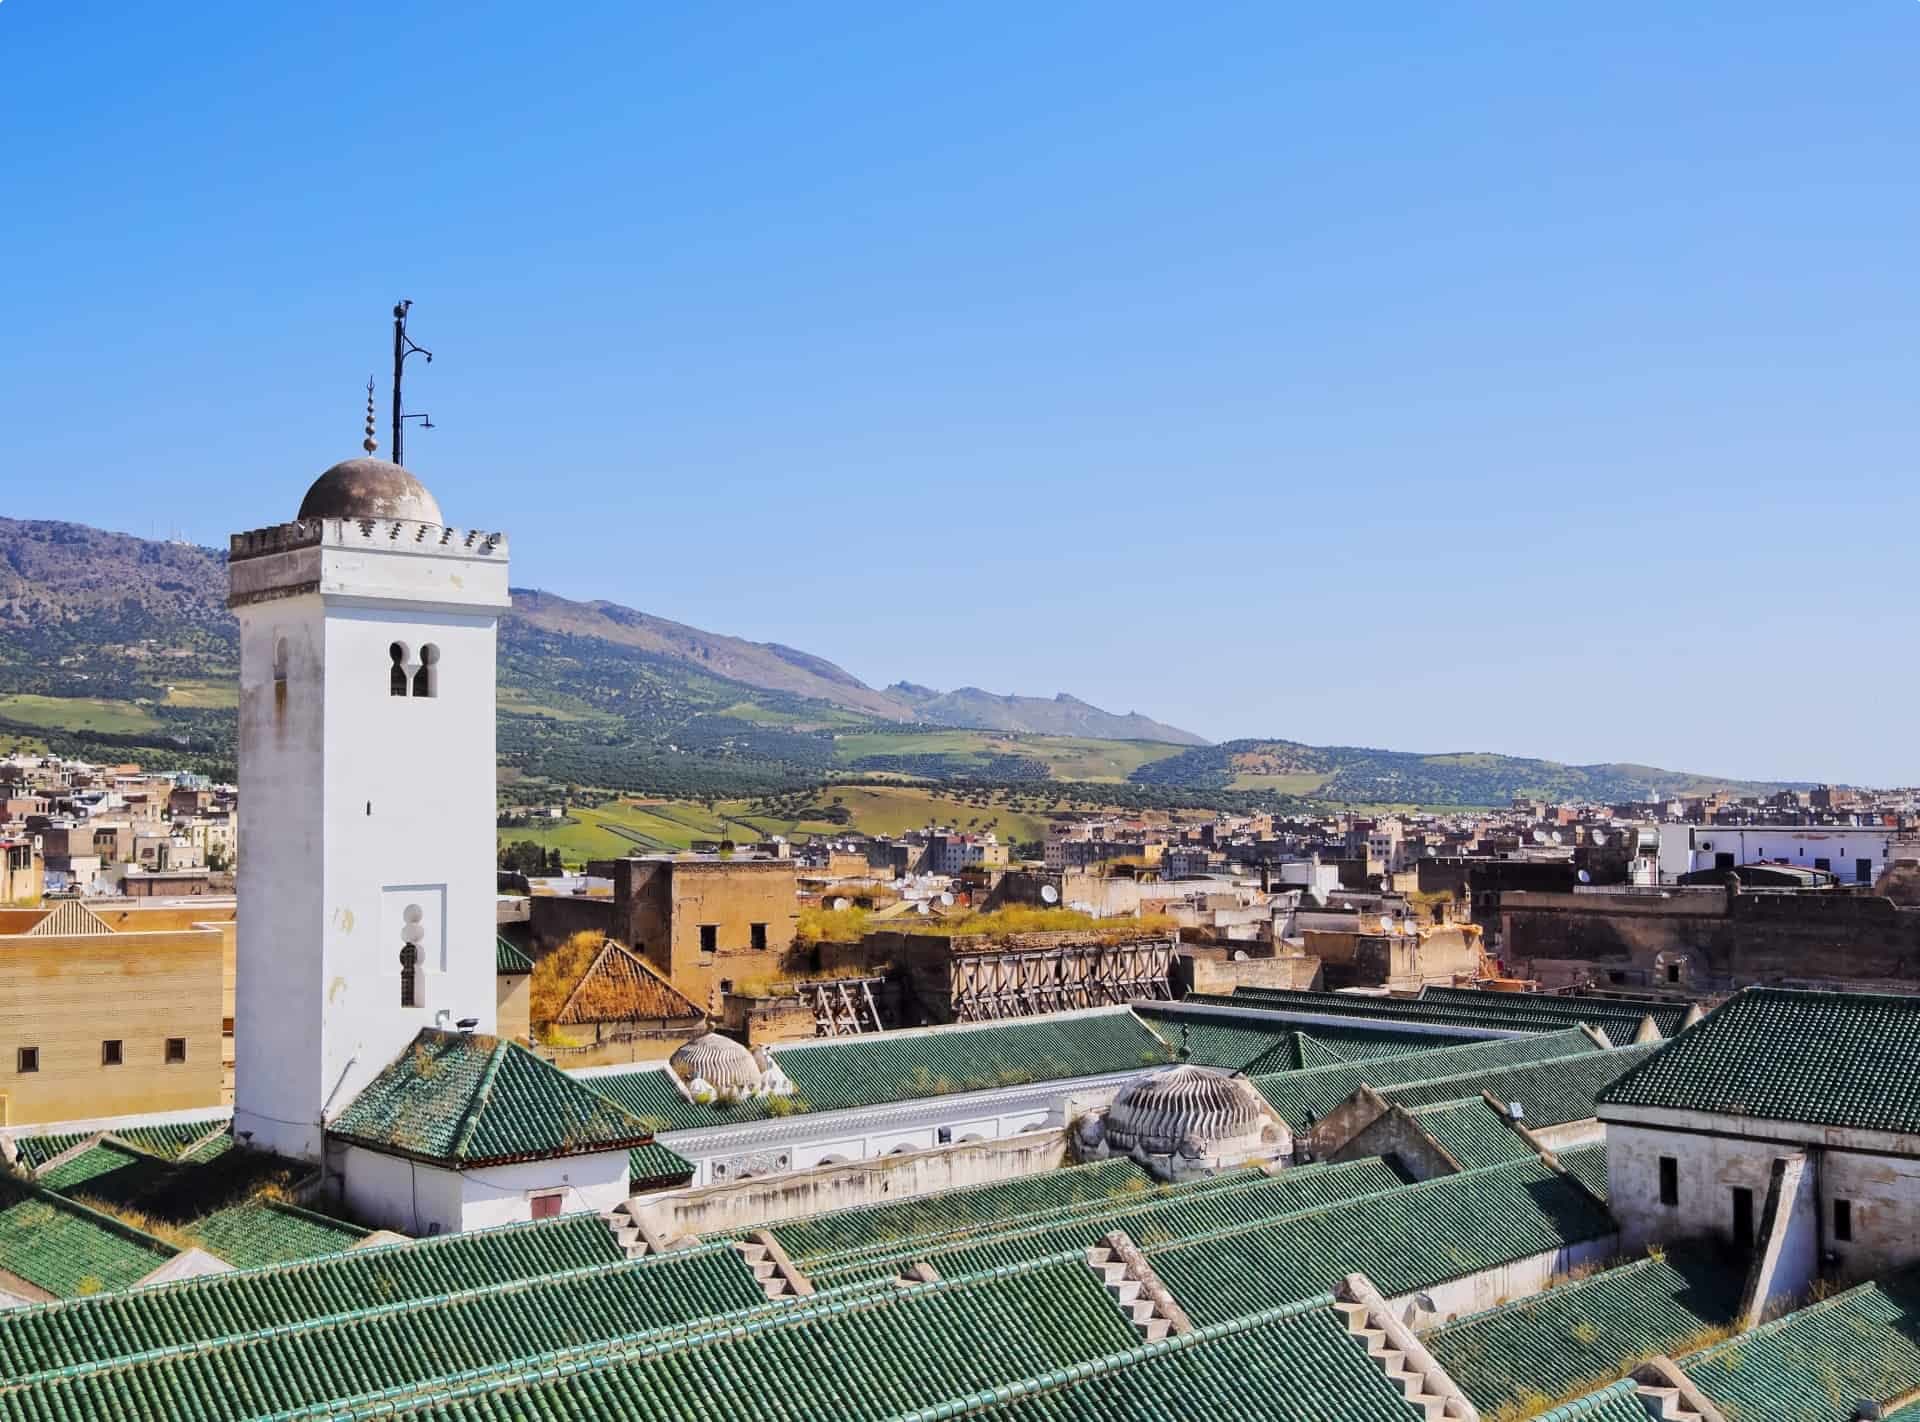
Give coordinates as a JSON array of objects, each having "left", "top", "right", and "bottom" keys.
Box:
[
  {"left": 632, "top": 1129, "right": 1071, "bottom": 1238},
  {"left": 1178, "top": 949, "right": 1322, "bottom": 997}
]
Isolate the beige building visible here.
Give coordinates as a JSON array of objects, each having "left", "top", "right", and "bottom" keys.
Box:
[
  {"left": 0, "top": 900, "right": 231, "bottom": 1125},
  {"left": 0, "top": 837, "right": 42, "bottom": 905}
]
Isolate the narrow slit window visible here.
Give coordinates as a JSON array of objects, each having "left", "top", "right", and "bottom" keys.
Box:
[
  {"left": 1659, "top": 1156, "right": 1679, "bottom": 1207},
  {"left": 390, "top": 642, "right": 409, "bottom": 697},
  {"left": 1835, "top": 1198, "right": 1854, "bottom": 1242}
]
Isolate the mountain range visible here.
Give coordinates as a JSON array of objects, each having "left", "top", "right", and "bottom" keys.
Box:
[{"left": 0, "top": 515, "right": 1808, "bottom": 806}]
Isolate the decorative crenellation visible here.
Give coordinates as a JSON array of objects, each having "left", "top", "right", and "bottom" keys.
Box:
[{"left": 230, "top": 518, "right": 509, "bottom": 562}]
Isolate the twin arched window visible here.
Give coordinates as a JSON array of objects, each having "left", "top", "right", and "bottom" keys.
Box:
[
  {"left": 400, "top": 903, "right": 425, "bottom": 1007},
  {"left": 389, "top": 642, "right": 440, "bottom": 698}
]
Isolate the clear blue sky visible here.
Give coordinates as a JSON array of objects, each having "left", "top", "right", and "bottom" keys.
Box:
[{"left": 2, "top": 3, "right": 1914, "bottom": 785}]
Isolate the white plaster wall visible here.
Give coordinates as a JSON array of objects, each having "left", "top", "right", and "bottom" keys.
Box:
[
  {"left": 337, "top": 1144, "right": 466, "bottom": 1236},
  {"left": 1388, "top": 1235, "right": 1619, "bottom": 1331},
  {"left": 231, "top": 519, "right": 508, "bottom": 1164},
  {"left": 1818, "top": 1149, "right": 1920, "bottom": 1284},
  {"left": 455, "top": 1151, "right": 630, "bottom": 1232},
  {"left": 1661, "top": 826, "right": 1891, "bottom": 883},
  {"left": 1755, "top": 1154, "right": 1820, "bottom": 1315},
  {"left": 1606, "top": 1122, "right": 1789, "bottom": 1255}
]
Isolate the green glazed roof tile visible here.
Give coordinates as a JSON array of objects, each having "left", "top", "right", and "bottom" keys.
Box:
[
  {"left": 1599, "top": 987, "right": 1920, "bottom": 1134},
  {"left": 330, "top": 1028, "right": 660, "bottom": 1165},
  {"left": 0, "top": 1178, "right": 176, "bottom": 1299},
  {"left": 495, "top": 935, "right": 535, "bottom": 974}
]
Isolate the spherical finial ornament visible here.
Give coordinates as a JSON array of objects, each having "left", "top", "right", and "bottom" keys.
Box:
[{"left": 362, "top": 377, "right": 379, "bottom": 456}]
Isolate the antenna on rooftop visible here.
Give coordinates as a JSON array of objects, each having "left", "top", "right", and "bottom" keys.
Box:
[{"left": 390, "top": 300, "right": 434, "bottom": 467}]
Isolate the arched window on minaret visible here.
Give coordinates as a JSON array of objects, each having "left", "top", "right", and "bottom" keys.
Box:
[
  {"left": 389, "top": 642, "right": 410, "bottom": 697},
  {"left": 273, "top": 637, "right": 290, "bottom": 710},
  {"left": 400, "top": 903, "right": 425, "bottom": 1007},
  {"left": 414, "top": 644, "right": 439, "bottom": 699}
]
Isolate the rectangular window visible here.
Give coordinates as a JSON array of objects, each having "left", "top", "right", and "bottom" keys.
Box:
[
  {"left": 1659, "top": 1156, "right": 1679, "bottom": 1207},
  {"left": 1835, "top": 1198, "right": 1854, "bottom": 1243},
  {"left": 750, "top": 922, "right": 768, "bottom": 952},
  {"left": 1732, "top": 1186, "right": 1755, "bottom": 1249},
  {"left": 937, "top": 1126, "right": 953, "bottom": 1145},
  {"left": 530, "top": 1192, "right": 564, "bottom": 1220},
  {"left": 101, "top": 1040, "right": 123, "bottom": 1067},
  {"left": 699, "top": 925, "right": 718, "bottom": 954},
  {"left": 1666, "top": 963, "right": 1681, "bottom": 984},
  {"left": 164, "top": 1037, "right": 187, "bottom": 1064},
  {"left": 16, "top": 1046, "right": 38, "bottom": 1074}
]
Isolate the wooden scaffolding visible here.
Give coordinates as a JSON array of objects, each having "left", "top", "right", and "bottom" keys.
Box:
[{"left": 949, "top": 938, "right": 1175, "bottom": 1022}]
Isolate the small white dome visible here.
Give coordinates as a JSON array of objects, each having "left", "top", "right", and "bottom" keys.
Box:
[
  {"left": 670, "top": 1033, "right": 762, "bottom": 1094},
  {"left": 1104, "top": 1064, "right": 1273, "bottom": 1158}
]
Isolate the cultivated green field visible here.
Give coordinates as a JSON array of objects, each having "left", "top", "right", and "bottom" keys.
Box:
[
  {"left": 832, "top": 729, "right": 1187, "bottom": 783},
  {"left": 161, "top": 681, "right": 238, "bottom": 709},
  {"left": 0, "top": 694, "right": 164, "bottom": 734}
]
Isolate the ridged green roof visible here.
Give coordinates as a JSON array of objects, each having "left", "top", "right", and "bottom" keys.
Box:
[
  {"left": 1407, "top": 1097, "right": 1535, "bottom": 1170},
  {"left": 1599, "top": 987, "right": 1920, "bottom": 1135},
  {"left": 1426, "top": 1247, "right": 1743, "bottom": 1411},
  {"left": 1678, "top": 1270, "right": 1920, "bottom": 1421},
  {"left": 13, "top": 1117, "right": 228, "bottom": 1170},
  {"left": 1146, "top": 1152, "right": 1615, "bottom": 1327},
  {"left": 343, "top": 1254, "right": 1148, "bottom": 1422},
  {"left": 590, "top": 1009, "right": 1176, "bottom": 1131},
  {"left": 331, "top": 1029, "right": 659, "bottom": 1165},
  {"left": 805, "top": 1155, "right": 1413, "bottom": 1292},
  {"left": 1135, "top": 1005, "right": 1458, "bottom": 1072},
  {"left": 1252, "top": 1026, "right": 1603, "bottom": 1127},
  {"left": 1216, "top": 985, "right": 1673, "bottom": 1045},
  {"left": 183, "top": 1198, "right": 369, "bottom": 1270},
  {"left": 893, "top": 1295, "right": 1429, "bottom": 1422},
  {"left": 1529, "top": 1381, "right": 1665, "bottom": 1422},
  {"left": 1557, "top": 1139, "right": 1611, "bottom": 1203},
  {"left": 0, "top": 1210, "right": 621, "bottom": 1379},
  {"left": 0, "top": 1241, "right": 768, "bottom": 1421},
  {"left": 1419, "top": 985, "right": 1690, "bottom": 1037},
  {"left": 1383, "top": 1043, "right": 1659, "bottom": 1128},
  {"left": 0, "top": 1178, "right": 175, "bottom": 1299},
  {"left": 627, "top": 1140, "right": 695, "bottom": 1188},
  {"left": 495, "top": 935, "right": 534, "bottom": 974}
]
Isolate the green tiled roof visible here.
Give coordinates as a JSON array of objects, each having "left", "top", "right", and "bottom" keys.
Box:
[
  {"left": 1558, "top": 1139, "right": 1611, "bottom": 1202},
  {"left": 1599, "top": 987, "right": 1920, "bottom": 1135},
  {"left": 496, "top": 935, "right": 535, "bottom": 974},
  {"left": 1406, "top": 1097, "right": 1535, "bottom": 1170},
  {"left": 183, "top": 1198, "right": 369, "bottom": 1270},
  {"left": 0, "top": 1177, "right": 175, "bottom": 1299},
  {"left": 627, "top": 1140, "right": 695, "bottom": 1188},
  {"left": 1135, "top": 1005, "right": 1454, "bottom": 1073},
  {"left": 330, "top": 1028, "right": 660, "bottom": 1165},
  {"left": 1252, "top": 1026, "right": 1604, "bottom": 1127},
  {"left": 0, "top": 1210, "right": 621, "bottom": 1378},
  {"left": 0, "top": 1241, "right": 769, "bottom": 1421},
  {"left": 1382, "top": 1042, "right": 1660, "bottom": 1128},
  {"left": 1146, "top": 1154, "right": 1615, "bottom": 1328},
  {"left": 346, "top": 1254, "right": 1149, "bottom": 1422},
  {"left": 1217, "top": 986, "right": 1671, "bottom": 1045},
  {"left": 1529, "top": 1381, "right": 1665, "bottom": 1422},
  {"left": 1420, "top": 986, "right": 1690, "bottom": 1037},
  {"left": 590, "top": 1008, "right": 1177, "bottom": 1131},
  {"left": 1677, "top": 1270, "right": 1920, "bottom": 1421},
  {"left": 804, "top": 1155, "right": 1412, "bottom": 1292},
  {"left": 895, "top": 1295, "right": 1430, "bottom": 1422},
  {"left": 1426, "top": 1247, "right": 1743, "bottom": 1411},
  {"left": 13, "top": 1116, "right": 228, "bottom": 1170}
]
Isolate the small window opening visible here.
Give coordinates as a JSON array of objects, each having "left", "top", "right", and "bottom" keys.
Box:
[
  {"left": 102, "top": 1039, "right": 123, "bottom": 1067},
  {"left": 1732, "top": 1186, "right": 1755, "bottom": 1249},
  {"left": 699, "top": 924, "right": 718, "bottom": 954},
  {"left": 414, "top": 643, "right": 439, "bottom": 698},
  {"left": 937, "top": 1126, "right": 953, "bottom": 1145},
  {"left": 530, "top": 1192, "right": 564, "bottom": 1220},
  {"left": 400, "top": 903, "right": 425, "bottom": 1007},
  {"left": 1666, "top": 963, "right": 1681, "bottom": 984},
  {"left": 1659, "top": 1156, "right": 1679, "bottom": 1206},
  {"left": 390, "top": 642, "right": 409, "bottom": 697},
  {"left": 1835, "top": 1198, "right": 1854, "bottom": 1242},
  {"left": 165, "top": 1038, "right": 187, "bottom": 1064},
  {"left": 16, "top": 1047, "right": 38, "bottom": 1074},
  {"left": 750, "top": 922, "right": 768, "bottom": 952}
]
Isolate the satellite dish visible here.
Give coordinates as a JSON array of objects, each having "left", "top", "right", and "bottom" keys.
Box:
[
  {"left": 939, "top": 891, "right": 954, "bottom": 906},
  {"left": 915, "top": 900, "right": 930, "bottom": 916},
  {"left": 1549, "top": 831, "right": 1564, "bottom": 845},
  {"left": 1040, "top": 884, "right": 1060, "bottom": 905},
  {"left": 1532, "top": 829, "right": 1548, "bottom": 844},
  {"left": 1577, "top": 869, "right": 1592, "bottom": 884},
  {"left": 1378, "top": 914, "right": 1395, "bottom": 933},
  {"left": 831, "top": 897, "right": 850, "bottom": 911},
  {"left": 1590, "top": 831, "right": 1608, "bottom": 847}
]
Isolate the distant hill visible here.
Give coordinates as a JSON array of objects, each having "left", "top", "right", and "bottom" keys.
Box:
[
  {"left": 1128, "top": 738, "right": 1813, "bottom": 807},
  {"left": 886, "top": 684, "right": 1207, "bottom": 746}
]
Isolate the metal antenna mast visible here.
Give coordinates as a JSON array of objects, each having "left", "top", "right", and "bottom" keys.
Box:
[{"left": 390, "top": 300, "right": 433, "bottom": 466}]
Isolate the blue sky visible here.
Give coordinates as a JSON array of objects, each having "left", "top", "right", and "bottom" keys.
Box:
[{"left": 2, "top": 2, "right": 1914, "bottom": 784}]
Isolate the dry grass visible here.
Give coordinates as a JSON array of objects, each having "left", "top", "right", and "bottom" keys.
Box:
[{"left": 529, "top": 931, "right": 606, "bottom": 1023}]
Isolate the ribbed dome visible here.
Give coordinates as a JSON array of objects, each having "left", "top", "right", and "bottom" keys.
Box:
[
  {"left": 668, "top": 1033, "right": 763, "bottom": 1093},
  {"left": 1103, "top": 1065, "right": 1269, "bottom": 1157},
  {"left": 297, "top": 458, "right": 444, "bottom": 524}
]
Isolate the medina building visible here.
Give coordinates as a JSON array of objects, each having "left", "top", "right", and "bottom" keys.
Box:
[{"left": 227, "top": 452, "right": 657, "bottom": 1235}]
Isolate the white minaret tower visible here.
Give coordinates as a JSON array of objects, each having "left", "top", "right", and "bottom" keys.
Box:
[{"left": 228, "top": 420, "right": 509, "bottom": 1162}]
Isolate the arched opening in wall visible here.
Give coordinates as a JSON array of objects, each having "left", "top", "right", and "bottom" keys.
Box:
[
  {"left": 273, "top": 637, "right": 289, "bottom": 710},
  {"left": 389, "top": 642, "right": 410, "bottom": 697},
  {"left": 815, "top": 1153, "right": 851, "bottom": 1167},
  {"left": 958, "top": 1133, "right": 988, "bottom": 1144},
  {"left": 886, "top": 1143, "right": 917, "bottom": 1156},
  {"left": 414, "top": 643, "right": 439, "bottom": 698},
  {"left": 400, "top": 903, "right": 425, "bottom": 1007}
]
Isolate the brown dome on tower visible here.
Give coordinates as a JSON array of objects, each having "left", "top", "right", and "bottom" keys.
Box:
[{"left": 297, "top": 458, "right": 444, "bottom": 525}]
